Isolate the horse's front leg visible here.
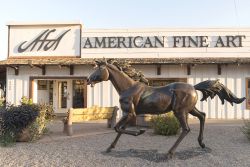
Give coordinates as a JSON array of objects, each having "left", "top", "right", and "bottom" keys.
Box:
[
  {"left": 114, "top": 113, "right": 145, "bottom": 136},
  {"left": 117, "top": 99, "right": 145, "bottom": 136},
  {"left": 106, "top": 100, "right": 144, "bottom": 153},
  {"left": 106, "top": 114, "right": 129, "bottom": 153}
]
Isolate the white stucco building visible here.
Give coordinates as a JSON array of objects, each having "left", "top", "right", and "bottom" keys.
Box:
[{"left": 1, "top": 22, "right": 250, "bottom": 119}]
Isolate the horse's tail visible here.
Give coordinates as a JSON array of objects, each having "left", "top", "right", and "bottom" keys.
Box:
[{"left": 194, "top": 79, "right": 246, "bottom": 106}]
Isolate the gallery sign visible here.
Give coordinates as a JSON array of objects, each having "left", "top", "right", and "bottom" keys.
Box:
[
  {"left": 82, "top": 35, "right": 246, "bottom": 49},
  {"left": 8, "top": 24, "right": 81, "bottom": 57},
  {"left": 7, "top": 24, "right": 249, "bottom": 59}
]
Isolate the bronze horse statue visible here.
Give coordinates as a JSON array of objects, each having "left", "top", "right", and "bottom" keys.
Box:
[{"left": 87, "top": 59, "right": 245, "bottom": 158}]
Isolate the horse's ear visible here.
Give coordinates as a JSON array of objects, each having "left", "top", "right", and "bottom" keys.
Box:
[
  {"left": 93, "top": 60, "right": 101, "bottom": 68},
  {"left": 95, "top": 60, "right": 101, "bottom": 65},
  {"left": 107, "top": 59, "right": 114, "bottom": 64},
  {"left": 103, "top": 57, "right": 107, "bottom": 65}
]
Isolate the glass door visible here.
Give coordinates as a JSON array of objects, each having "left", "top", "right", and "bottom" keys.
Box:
[
  {"left": 72, "top": 80, "right": 85, "bottom": 108},
  {"left": 58, "top": 81, "right": 68, "bottom": 109}
]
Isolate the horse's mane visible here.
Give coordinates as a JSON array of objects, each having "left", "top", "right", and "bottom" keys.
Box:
[{"left": 107, "top": 59, "right": 149, "bottom": 85}]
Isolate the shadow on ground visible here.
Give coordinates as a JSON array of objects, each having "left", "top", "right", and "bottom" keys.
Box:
[{"left": 102, "top": 147, "right": 212, "bottom": 162}]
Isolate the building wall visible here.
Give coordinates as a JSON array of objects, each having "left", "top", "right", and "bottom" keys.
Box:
[
  {"left": 89, "top": 63, "right": 250, "bottom": 119},
  {"left": 86, "top": 64, "right": 250, "bottom": 119},
  {"left": 6, "top": 64, "right": 250, "bottom": 119},
  {"left": 135, "top": 64, "right": 250, "bottom": 119}
]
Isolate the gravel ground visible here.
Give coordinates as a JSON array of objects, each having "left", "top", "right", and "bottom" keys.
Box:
[{"left": 0, "top": 120, "right": 250, "bottom": 167}]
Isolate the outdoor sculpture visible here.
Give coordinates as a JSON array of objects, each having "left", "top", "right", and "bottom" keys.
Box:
[{"left": 87, "top": 59, "right": 246, "bottom": 158}]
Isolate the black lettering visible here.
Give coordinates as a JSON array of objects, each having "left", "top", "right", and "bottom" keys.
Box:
[
  {"left": 173, "top": 36, "right": 181, "bottom": 47},
  {"left": 143, "top": 37, "right": 153, "bottom": 48},
  {"left": 18, "top": 29, "right": 70, "bottom": 52},
  {"left": 83, "top": 38, "right": 93, "bottom": 48},
  {"left": 94, "top": 37, "right": 106, "bottom": 48},
  {"left": 117, "top": 37, "right": 126, "bottom": 48},
  {"left": 108, "top": 37, "right": 117, "bottom": 48},
  {"left": 188, "top": 36, "right": 198, "bottom": 47},
  {"left": 18, "top": 29, "right": 50, "bottom": 52},
  {"left": 128, "top": 37, "right": 133, "bottom": 48},
  {"left": 182, "top": 36, "right": 186, "bottom": 47},
  {"left": 44, "top": 29, "right": 70, "bottom": 51},
  {"left": 200, "top": 36, "right": 209, "bottom": 47},
  {"left": 237, "top": 35, "right": 246, "bottom": 47},
  {"left": 226, "top": 36, "right": 236, "bottom": 47},
  {"left": 134, "top": 36, "right": 143, "bottom": 48},
  {"left": 37, "top": 29, "right": 55, "bottom": 51},
  {"left": 154, "top": 36, "right": 164, "bottom": 48},
  {"left": 215, "top": 36, "right": 225, "bottom": 47}
]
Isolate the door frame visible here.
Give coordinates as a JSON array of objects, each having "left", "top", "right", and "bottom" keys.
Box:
[
  {"left": 29, "top": 76, "right": 87, "bottom": 110},
  {"left": 55, "top": 80, "right": 72, "bottom": 113}
]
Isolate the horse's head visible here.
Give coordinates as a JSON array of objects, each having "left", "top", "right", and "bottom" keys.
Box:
[{"left": 87, "top": 60, "right": 109, "bottom": 87}]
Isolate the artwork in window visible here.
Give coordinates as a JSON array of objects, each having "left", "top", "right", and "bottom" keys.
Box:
[{"left": 38, "top": 80, "right": 47, "bottom": 90}]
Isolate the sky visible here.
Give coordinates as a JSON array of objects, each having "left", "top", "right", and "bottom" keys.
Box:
[{"left": 0, "top": 0, "right": 250, "bottom": 60}]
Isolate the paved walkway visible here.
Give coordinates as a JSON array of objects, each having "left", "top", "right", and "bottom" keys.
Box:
[
  {"left": 40, "top": 119, "right": 245, "bottom": 143},
  {"left": 40, "top": 120, "right": 114, "bottom": 143}
]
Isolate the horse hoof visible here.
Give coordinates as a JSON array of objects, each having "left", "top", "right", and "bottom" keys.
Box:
[
  {"left": 166, "top": 152, "right": 175, "bottom": 159},
  {"left": 200, "top": 143, "right": 206, "bottom": 148},
  {"left": 106, "top": 147, "right": 112, "bottom": 153},
  {"left": 139, "top": 129, "right": 146, "bottom": 134}
]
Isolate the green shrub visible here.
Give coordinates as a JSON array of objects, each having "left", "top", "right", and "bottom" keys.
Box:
[
  {"left": 0, "top": 104, "right": 39, "bottom": 146},
  {"left": 150, "top": 112, "right": 180, "bottom": 136},
  {"left": 242, "top": 120, "right": 250, "bottom": 141},
  {"left": 28, "top": 104, "right": 55, "bottom": 141},
  {"left": 20, "top": 96, "right": 33, "bottom": 105},
  {"left": 0, "top": 98, "right": 55, "bottom": 146}
]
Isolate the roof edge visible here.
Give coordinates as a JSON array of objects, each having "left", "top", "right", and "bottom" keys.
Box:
[{"left": 6, "top": 21, "right": 82, "bottom": 26}]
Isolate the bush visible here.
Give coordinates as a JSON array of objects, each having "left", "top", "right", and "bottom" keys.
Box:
[
  {"left": 20, "top": 96, "right": 33, "bottom": 105},
  {"left": 150, "top": 112, "right": 180, "bottom": 136},
  {"left": 27, "top": 104, "right": 55, "bottom": 141},
  {"left": 0, "top": 97, "right": 55, "bottom": 146},
  {"left": 242, "top": 120, "right": 250, "bottom": 141},
  {"left": 0, "top": 104, "right": 39, "bottom": 146}
]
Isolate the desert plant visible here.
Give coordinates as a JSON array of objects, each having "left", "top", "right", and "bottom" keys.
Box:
[
  {"left": 38, "top": 103, "right": 55, "bottom": 121},
  {"left": 242, "top": 120, "right": 250, "bottom": 141},
  {"left": 150, "top": 112, "right": 180, "bottom": 136},
  {"left": 28, "top": 104, "right": 55, "bottom": 141}
]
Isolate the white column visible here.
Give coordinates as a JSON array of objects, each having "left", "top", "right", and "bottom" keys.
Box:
[{"left": 33, "top": 80, "right": 38, "bottom": 104}]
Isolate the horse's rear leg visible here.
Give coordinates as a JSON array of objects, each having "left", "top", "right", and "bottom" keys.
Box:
[
  {"left": 167, "top": 111, "right": 190, "bottom": 158},
  {"left": 189, "top": 107, "right": 206, "bottom": 148}
]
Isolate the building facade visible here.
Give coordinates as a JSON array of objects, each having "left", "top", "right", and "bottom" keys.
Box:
[{"left": 1, "top": 22, "right": 250, "bottom": 119}]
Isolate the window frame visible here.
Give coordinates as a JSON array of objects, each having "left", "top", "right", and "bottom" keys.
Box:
[
  {"left": 147, "top": 78, "right": 187, "bottom": 86},
  {"left": 246, "top": 78, "right": 250, "bottom": 109}
]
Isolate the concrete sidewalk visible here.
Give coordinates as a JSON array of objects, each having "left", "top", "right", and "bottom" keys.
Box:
[
  {"left": 39, "top": 119, "right": 246, "bottom": 143},
  {"left": 39, "top": 120, "right": 115, "bottom": 143}
]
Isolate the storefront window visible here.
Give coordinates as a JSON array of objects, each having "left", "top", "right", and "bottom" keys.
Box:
[
  {"left": 49, "top": 81, "right": 53, "bottom": 106},
  {"left": 148, "top": 78, "right": 187, "bottom": 86},
  {"left": 38, "top": 80, "right": 47, "bottom": 90},
  {"left": 246, "top": 79, "right": 250, "bottom": 109},
  {"left": 73, "top": 80, "right": 85, "bottom": 108}
]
